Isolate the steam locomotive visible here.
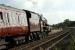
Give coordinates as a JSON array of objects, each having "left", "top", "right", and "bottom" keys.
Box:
[{"left": 0, "top": 4, "right": 50, "bottom": 49}]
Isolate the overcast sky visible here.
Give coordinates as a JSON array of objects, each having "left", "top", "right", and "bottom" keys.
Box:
[{"left": 0, "top": 0, "right": 75, "bottom": 25}]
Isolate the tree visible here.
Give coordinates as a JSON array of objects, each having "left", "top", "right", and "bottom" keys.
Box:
[{"left": 63, "top": 19, "right": 70, "bottom": 27}]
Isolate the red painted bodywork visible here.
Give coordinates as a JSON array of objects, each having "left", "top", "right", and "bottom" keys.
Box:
[{"left": 0, "top": 26, "right": 28, "bottom": 37}]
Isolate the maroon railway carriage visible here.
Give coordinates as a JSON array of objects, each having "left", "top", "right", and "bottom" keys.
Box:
[
  {"left": 0, "top": 6, "right": 29, "bottom": 37},
  {"left": 0, "top": 5, "right": 49, "bottom": 49}
]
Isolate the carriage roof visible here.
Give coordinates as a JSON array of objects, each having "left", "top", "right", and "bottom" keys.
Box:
[{"left": 0, "top": 4, "right": 24, "bottom": 13}]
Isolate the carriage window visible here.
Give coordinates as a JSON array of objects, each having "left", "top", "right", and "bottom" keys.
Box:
[
  {"left": 0, "top": 12, "right": 3, "bottom": 23},
  {"left": 18, "top": 16, "right": 20, "bottom": 23},
  {"left": 0, "top": 12, "right": 3, "bottom": 20},
  {"left": 7, "top": 13, "right": 9, "bottom": 23}
]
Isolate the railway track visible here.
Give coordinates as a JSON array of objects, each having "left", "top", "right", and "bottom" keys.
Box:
[
  {"left": 0, "top": 39, "right": 8, "bottom": 50},
  {"left": 9, "top": 29, "right": 71, "bottom": 50}
]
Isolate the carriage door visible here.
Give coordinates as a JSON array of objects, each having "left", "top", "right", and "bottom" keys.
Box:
[
  {"left": 0, "top": 12, "right": 4, "bottom": 27},
  {"left": 2, "top": 10, "right": 10, "bottom": 27}
]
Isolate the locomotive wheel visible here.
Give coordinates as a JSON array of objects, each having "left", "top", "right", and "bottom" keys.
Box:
[
  {"left": 39, "top": 31, "right": 42, "bottom": 39},
  {"left": 29, "top": 33, "right": 33, "bottom": 42},
  {"left": 32, "top": 32, "right": 37, "bottom": 41},
  {"left": 43, "top": 31, "right": 46, "bottom": 38},
  {"left": 25, "top": 35, "right": 30, "bottom": 43},
  {"left": 36, "top": 32, "right": 40, "bottom": 40},
  {"left": 40, "top": 32, "right": 43, "bottom": 39},
  {"left": 31, "top": 32, "right": 40, "bottom": 41}
]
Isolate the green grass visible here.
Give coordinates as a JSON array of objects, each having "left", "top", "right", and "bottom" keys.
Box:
[
  {"left": 66, "top": 34, "right": 75, "bottom": 50},
  {"left": 52, "top": 34, "right": 75, "bottom": 50}
]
